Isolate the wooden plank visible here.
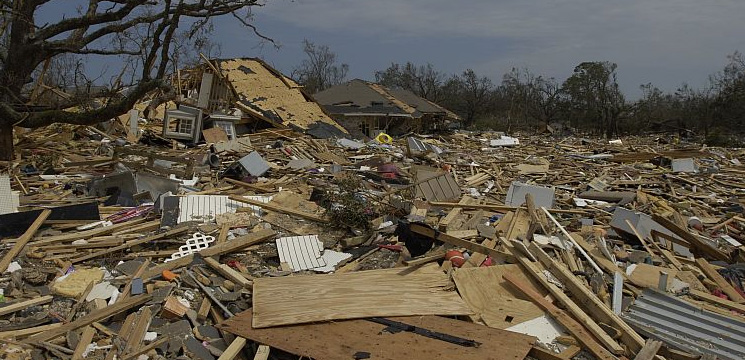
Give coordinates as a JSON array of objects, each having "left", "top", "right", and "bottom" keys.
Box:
[
  {"left": 25, "top": 294, "right": 152, "bottom": 343},
  {"left": 409, "top": 223, "right": 516, "bottom": 263},
  {"left": 31, "top": 219, "right": 144, "bottom": 246},
  {"left": 204, "top": 257, "right": 253, "bottom": 288},
  {"left": 0, "top": 295, "right": 53, "bottom": 317},
  {"left": 251, "top": 265, "right": 472, "bottom": 328},
  {"left": 230, "top": 195, "right": 327, "bottom": 222},
  {"left": 218, "top": 337, "right": 247, "bottom": 360},
  {"left": 529, "top": 243, "right": 645, "bottom": 355},
  {"left": 71, "top": 326, "right": 96, "bottom": 360},
  {"left": 429, "top": 201, "right": 588, "bottom": 215},
  {"left": 0, "top": 323, "right": 62, "bottom": 339},
  {"left": 688, "top": 289, "right": 745, "bottom": 313},
  {"left": 71, "top": 226, "right": 188, "bottom": 263},
  {"left": 123, "top": 307, "right": 152, "bottom": 355},
  {"left": 0, "top": 209, "right": 51, "bottom": 272},
  {"left": 518, "top": 259, "right": 624, "bottom": 355},
  {"left": 121, "top": 337, "right": 169, "bottom": 360},
  {"left": 219, "top": 313, "right": 535, "bottom": 360},
  {"left": 696, "top": 258, "right": 745, "bottom": 303},
  {"left": 502, "top": 273, "right": 617, "bottom": 360},
  {"left": 438, "top": 196, "right": 472, "bottom": 231},
  {"left": 633, "top": 339, "right": 663, "bottom": 360},
  {"left": 142, "top": 229, "right": 276, "bottom": 280},
  {"left": 253, "top": 345, "right": 270, "bottom": 360},
  {"left": 652, "top": 214, "right": 729, "bottom": 262}
]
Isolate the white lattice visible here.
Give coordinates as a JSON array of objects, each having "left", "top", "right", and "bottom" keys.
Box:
[{"left": 165, "top": 233, "right": 215, "bottom": 262}]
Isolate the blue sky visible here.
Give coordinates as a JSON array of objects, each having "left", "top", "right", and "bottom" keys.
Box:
[{"left": 36, "top": 0, "right": 745, "bottom": 99}]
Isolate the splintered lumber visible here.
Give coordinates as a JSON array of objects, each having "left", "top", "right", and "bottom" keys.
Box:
[
  {"left": 529, "top": 243, "right": 645, "bottom": 354},
  {"left": 0, "top": 323, "right": 62, "bottom": 339},
  {"left": 695, "top": 258, "right": 745, "bottom": 303},
  {"left": 71, "top": 326, "right": 96, "bottom": 360},
  {"left": 541, "top": 207, "right": 602, "bottom": 274},
  {"left": 633, "top": 339, "right": 663, "bottom": 360},
  {"left": 251, "top": 265, "right": 472, "bottom": 328},
  {"left": 204, "top": 257, "right": 252, "bottom": 288},
  {"left": 688, "top": 289, "right": 745, "bottom": 312},
  {"left": 71, "top": 226, "right": 189, "bottom": 263},
  {"left": 26, "top": 293, "right": 152, "bottom": 343},
  {"left": 652, "top": 214, "right": 729, "bottom": 262},
  {"left": 143, "top": 229, "right": 276, "bottom": 280},
  {"left": 31, "top": 219, "right": 145, "bottom": 246},
  {"left": 219, "top": 313, "right": 535, "bottom": 360},
  {"left": 0, "top": 295, "right": 53, "bottom": 317},
  {"left": 0, "top": 209, "right": 51, "bottom": 272},
  {"left": 428, "top": 201, "right": 588, "bottom": 215},
  {"left": 517, "top": 259, "right": 624, "bottom": 355},
  {"left": 502, "top": 273, "right": 617, "bottom": 360},
  {"left": 253, "top": 345, "right": 270, "bottom": 360},
  {"left": 438, "top": 196, "right": 474, "bottom": 231},
  {"left": 408, "top": 223, "right": 516, "bottom": 263},
  {"left": 229, "top": 195, "right": 327, "bottom": 222},
  {"left": 218, "top": 337, "right": 247, "bottom": 360}
]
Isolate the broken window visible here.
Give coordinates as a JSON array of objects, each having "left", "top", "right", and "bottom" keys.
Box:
[{"left": 213, "top": 121, "right": 236, "bottom": 140}]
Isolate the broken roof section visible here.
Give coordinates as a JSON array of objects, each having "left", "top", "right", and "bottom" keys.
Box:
[
  {"left": 314, "top": 79, "right": 460, "bottom": 121},
  {"left": 177, "top": 58, "right": 347, "bottom": 138}
]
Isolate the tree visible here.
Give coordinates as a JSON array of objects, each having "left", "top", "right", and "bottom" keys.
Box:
[
  {"left": 561, "top": 61, "right": 625, "bottom": 137},
  {"left": 443, "top": 69, "right": 494, "bottom": 127},
  {"left": 0, "top": 0, "right": 272, "bottom": 161},
  {"left": 501, "top": 67, "right": 559, "bottom": 131},
  {"left": 374, "top": 62, "right": 446, "bottom": 102},
  {"left": 292, "top": 39, "right": 348, "bottom": 94}
]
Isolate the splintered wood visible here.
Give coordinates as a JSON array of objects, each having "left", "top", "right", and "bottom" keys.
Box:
[{"left": 251, "top": 265, "right": 472, "bottom": 328}]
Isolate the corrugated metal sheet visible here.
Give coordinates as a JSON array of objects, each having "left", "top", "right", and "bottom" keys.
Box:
[
  {"left": 622, "top": 288, "right": 745, "bottom": 360},
  {"left": 177, "top": 195, "right": 270, "bottom": 224}
]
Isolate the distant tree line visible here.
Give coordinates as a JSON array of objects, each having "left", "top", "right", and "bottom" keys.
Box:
[{"left": 294, "top": 41, "right": 745, "bottom": 142}]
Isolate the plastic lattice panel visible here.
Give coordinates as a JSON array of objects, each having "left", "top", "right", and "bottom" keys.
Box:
[{"left": 165, "top": 232, "right": 215, "bottom": 262}]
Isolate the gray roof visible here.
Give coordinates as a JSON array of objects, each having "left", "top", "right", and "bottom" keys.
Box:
[
  {"left": 314, "top": 79, "right": 463, "bottom": 120},
  {"left": 313, "top": 79, "right": 412, "bottom": 117}
]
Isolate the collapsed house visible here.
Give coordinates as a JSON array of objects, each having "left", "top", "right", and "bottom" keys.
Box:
[
  {"left": 160, "top": 58, "right": 348, "bottom": 143},
  {"left": 314, "top": 79, "right": 461, "bottom": 138}
]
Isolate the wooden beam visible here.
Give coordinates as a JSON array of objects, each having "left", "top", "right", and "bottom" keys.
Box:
[
  {"left": 0, "top": 323, "right": 61, "bottom": 339},
  {"left": 652, "top": 214, "right": 729, "bottom": 262},
  {"left": 218, "top": 337, "right": 247, "bottom": 360},
  {"left": 530, "top": 243, "right": 645, "bottom": 355},
  {"left": 503, "top": 274, "right": 617, "bottom": 360},
  {"left": 253, "top": 345, "right": 270, "bottom": 360},
  {"left": 696, "top": 258, "right": 745, "bottom": 303},
  {"left": 204, "top": 257, "right": 253, "bottom": 288},
  {"left": 71, "top": 227, "right": 188, "bottom": 263},
  {"left": 230, "top": 195, "right": 327, "bottom": 223},
  {"left": 71, "top": 326, "right": 96, "bottom": 360},
  {"left": 31, "top": 219, "right": 145, "bottom": 246},
  {"left": 0, "top": 209, "right": 51, "bottom": 272},
  {"left": 428, "top": 201, "right": 588, "bottom": 215},
  {"left": 0, "top": 295, "right": 53, "bottom": 317},
  {"left": 408, "top": 223, "right": 516, "bottom": 263},
  {"left": 26, "top": 294, "right": 152, "bottom": 343},
  {"left": 633, "top": 339, "right": 663, "bottom": 360},
  {"left": 688, "top": 289, "right": 745, "bottom": 313},
  {"left": 519, "top": 258, "right": 624, "bottom": 354}
]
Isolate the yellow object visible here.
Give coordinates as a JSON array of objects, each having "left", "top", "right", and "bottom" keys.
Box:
[
  {"left": 375, "top": 133, "right": 392, "bottom": 144},
  {"left": 52, "top": 268, "right": 104, "bottom": 298}
]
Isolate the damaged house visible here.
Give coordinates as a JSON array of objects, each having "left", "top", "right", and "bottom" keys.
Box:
[
  {"left": 314, "top": 79, "right": 460, "bottom": 138},
  {"left": 162, "top": 58, "right": 348, "bottom": 142}
]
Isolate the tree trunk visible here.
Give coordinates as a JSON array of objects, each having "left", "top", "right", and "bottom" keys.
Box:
[{"left": 0, "top": 124, "right": 14, "bottom": 161}]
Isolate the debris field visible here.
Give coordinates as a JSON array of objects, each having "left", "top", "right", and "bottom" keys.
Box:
[{"left": 2, "top": 126, "right": 745, "bottom": 360}]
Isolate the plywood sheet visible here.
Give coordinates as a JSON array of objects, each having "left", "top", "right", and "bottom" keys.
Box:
[
  {"left": 220, "top": 312, "right": 535, "bottom": 360},
  {"left": 453, "top": 265, "right": 546, "bottom": 329},
  {"left": 251, "top": 265, "right": 472, "bottom": 328}
]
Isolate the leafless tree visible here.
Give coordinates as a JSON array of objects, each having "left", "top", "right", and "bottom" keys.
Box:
[
  {"left": 292, "top": 39, "right": 348, "bottom": 94},
  {"left": 0, "top": 0, "right": 273, "bottom": 160}
]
